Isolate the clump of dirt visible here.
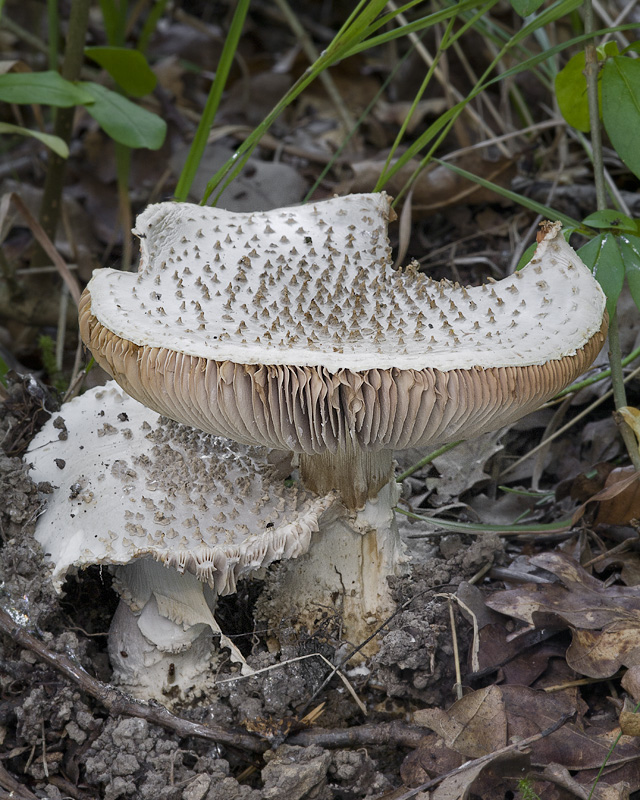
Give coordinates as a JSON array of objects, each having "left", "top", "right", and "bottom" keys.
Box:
[{"left": 370, "top": 533, "right": 504, "bottom": 703}]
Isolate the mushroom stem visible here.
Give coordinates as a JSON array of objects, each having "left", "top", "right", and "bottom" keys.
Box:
[
  {"left": 259, "top": 477, "right": 404, "bottom": 655},
  {"left": 299, "top": 444, "right": 394, "bottom": 511},
  {"left": 109, "top": 558, "right": 249, "bottom": 700}
]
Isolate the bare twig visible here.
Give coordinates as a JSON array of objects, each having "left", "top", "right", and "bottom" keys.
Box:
[
  {"left": 287, "top": 721, "right": 424, "bottom": 749},
  {"left": 0, "top": 607, "right": 431, "bottom": 756},
  {"left": 0, "top": 607, "right": 266, "bottom": 754},
  {"left": 2, "top": 193, "right": 82, "bottom": 305}
]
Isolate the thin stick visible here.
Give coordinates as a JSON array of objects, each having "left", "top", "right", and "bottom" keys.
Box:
[
  {"left": 0, "top": 607, "right": 266, "bottom": 754},
  {"left": 500, "top": 362, "right": 640, "bottom": 479},
  {"left": 8, "top": 193, "right": 81, "bottom": 305}
]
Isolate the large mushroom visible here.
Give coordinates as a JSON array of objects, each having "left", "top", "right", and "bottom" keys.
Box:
[
  {"left": 28, "top": 383, "right": 335, "bottom": 699},
  {"left": 78, "top": 194, "right": 608, "bottom": 647}
]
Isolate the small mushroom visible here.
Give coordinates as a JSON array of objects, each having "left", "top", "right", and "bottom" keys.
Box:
[
  {"left": 78, "top": 195, "right": 608, "bottom": 649},
  {"left": 27, "top": 383, "right": 335, "bottom": 700}
]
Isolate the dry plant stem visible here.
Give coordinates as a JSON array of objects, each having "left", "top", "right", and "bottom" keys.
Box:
[
  {"left": 584, "top": 0, "right": 640, "bottom": 471},
  {"left": 34, "top": 0, "right": 90, "bottom": 265},
  {"left": 608, "top": 313, "right": 640, "bottom": 469},
  {"left": 385, "top": 0, "right": 509, "bottom": 155},
  {"left": 499, "top": 361, "right": 640, "bottom": 478},
  {"left": 272, "top": 0, "right": 356, "bottom": 134}
]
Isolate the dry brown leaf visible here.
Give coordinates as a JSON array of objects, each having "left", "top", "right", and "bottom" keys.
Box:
[
  {"left": 621, "top": 665, "right": 640, "bottom": 702},
  {"left": 620, "top": 711, "right": 640, "bottom": 737},
  {"left": 570, "top": 467, "right": 640, "bottom": 526},
  {"left": 595, "top": 466, "right": 640, "bottom": 525},
  {"left": 347, "top": 153, "right": 516, "bottom": 217},
  {"left": 486, "top": 552, "right": 640, "bottom": 679},
  {"left": 414, "top": 685, "right": 507, "bottom": 758}
]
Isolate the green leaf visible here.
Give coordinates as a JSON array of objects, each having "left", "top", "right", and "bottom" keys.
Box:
[
  {"left": 0, "top": 355, "right": 8, "bottom": 387},
  {"left": 510, "top": 0, "right": 545, "bottom": 15},
  {"left": 79, "top": 82, "right": 166, "bottom": 150},
  {"left": 85, "top": 46, "right": 157, "bottom": 97},
  {"left": 618, "top": 234, "right": 640, "bottom": 311},
  {"left": 0, "top": 71, "right": 94, "bottom": 106},
  {"left": 516, "top": 242, "right": 537, "bottom": 271},
  {"left": 0, "top": 122, "right": 69, "bottom": 157},
  {"left": 582, "top": 209, "right": 638, "bottom": 233},
  {"left": 578, "top": 233, "right": 625, "bottom": 315},
  {"left": 554, "top": 43, "right": 617, "bottom": 132},
  {"left": 555, "top": 52, "right": 592, "bottom": 131},
  {"left": 602, "top": 55, "right": 640, "bottom": 180}
]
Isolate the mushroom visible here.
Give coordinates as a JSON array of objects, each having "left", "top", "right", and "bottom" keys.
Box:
[
  {"left": 77, "top": 195, "right": 608, "bottom": 648},
  {"left": 28, "top": 383, "right": 335, "bottom": 700}
]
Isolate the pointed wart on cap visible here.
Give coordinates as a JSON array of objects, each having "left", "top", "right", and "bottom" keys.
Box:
[{"left": 28, "top": 384, "right": 335, "bottom": 594}]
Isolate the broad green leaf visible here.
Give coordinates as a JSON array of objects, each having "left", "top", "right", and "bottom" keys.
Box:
[
  {"left": 555, "top": 43, "right": 617, "bottom": 132},
  {"left": 0, "top": 71, "right": 94, "bottom": 106},
  {"left": 618, "top": 234, "right": 640, "bottom": 311},
  {"left": 0, "top": 122, "right": 69, "bottom": 157},
  {"left": 510, "top": 0, "right": 545, "bottom": 15},
  {"left": 583, "top": 209, "right": 638, "bottom": 233},
  {"left": 602, "top": 56, "right": 640, "bottom": 180},
  {"left": 555, "top": 52, "right": 591, "bottom": 131},
  {"left": 0, "top": 355, "right": 8, "bottom": 387},
  {"left": 578, "top": 233, "right": 625, "bottom": 315},
  {"left": 85, "top": 46, "right": 157, "bottom": 97},
  {"left": 79, "top": 82, "right": 166, "bottom": 150}
]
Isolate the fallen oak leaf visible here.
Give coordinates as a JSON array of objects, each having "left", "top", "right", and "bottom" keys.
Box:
[
  {"left": 413, "top": 685, "right": 507, "bottom": 758},
  {"left": 571, "top": 467, "right": 640, "bottom": 526},
  {"left": 595, "top": 466, "right": 640, "bottom": 525},
  {"left": 486, "top": 552, "right": 640, "bottom": 678}
]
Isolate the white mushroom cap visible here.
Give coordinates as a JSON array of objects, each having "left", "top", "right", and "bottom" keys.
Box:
[
  {"left": 79, "top": 196, "right": 608, "bottom": 458},
  {"left": 28, "top": 383, "right": 335, "bottom": 594}
]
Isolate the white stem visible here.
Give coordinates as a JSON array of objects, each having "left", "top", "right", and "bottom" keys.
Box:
[
  {"left": 258, "top": 478, "right": 405, "bottom": 656},
  {"left": 108, "top": 558, "right": 251, "bottom": 700}
]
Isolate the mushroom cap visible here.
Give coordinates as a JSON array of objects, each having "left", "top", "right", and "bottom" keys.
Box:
[
  {"left": 79, "top": 195, "right": 608, "bottom": 453},
  {"left": 28, "top": 384, "right": 335, "bottom": 594}
]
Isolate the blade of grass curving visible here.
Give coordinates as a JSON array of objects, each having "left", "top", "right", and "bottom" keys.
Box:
[
  {"left": 431, "top": 158, "right": 583, "bottom": 227},
  {"left": 396, "top": 506, "right": 574, "bottom": 535},
  {"left": 346, "top": 0, "right": 581, "bottom": 60},
  {"left": 378, "top": 21, "right": 638, "bottom": 195},
  {"left": 200, "top": 0, "right": 391, "bottom": 204},
  {"left": 380, "top": 1, "right": 497, "bottom": 184},
  {"left": 304, "top": 27, "right": 420, "bottom": 202},
  {"left": 342, "top": 0, "right": 493, "bottom": 58},
  {"left": 376, "top": 0, "right": 587, "bottom": 190},
  {"left": 174, "top": 0, "right": 250, "bottom": 202},
  {"left": 378, "top": 17, "right": 456, "bottom": 186}
]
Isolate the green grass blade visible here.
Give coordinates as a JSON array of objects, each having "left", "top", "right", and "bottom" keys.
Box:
[
  {"left": 431, "top": 158, "right": 582, "bottom": 227},
  {"left": 174, "top": 0, "right": 251, "bottom": 202}
]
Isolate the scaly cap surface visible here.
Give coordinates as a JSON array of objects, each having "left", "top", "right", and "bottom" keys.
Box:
[
  {"left": 79, "top": 196, "right": 608, "bottom": 455},
  {"left": 29, "top": 384, "right": 334, "bottom": 593}
]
